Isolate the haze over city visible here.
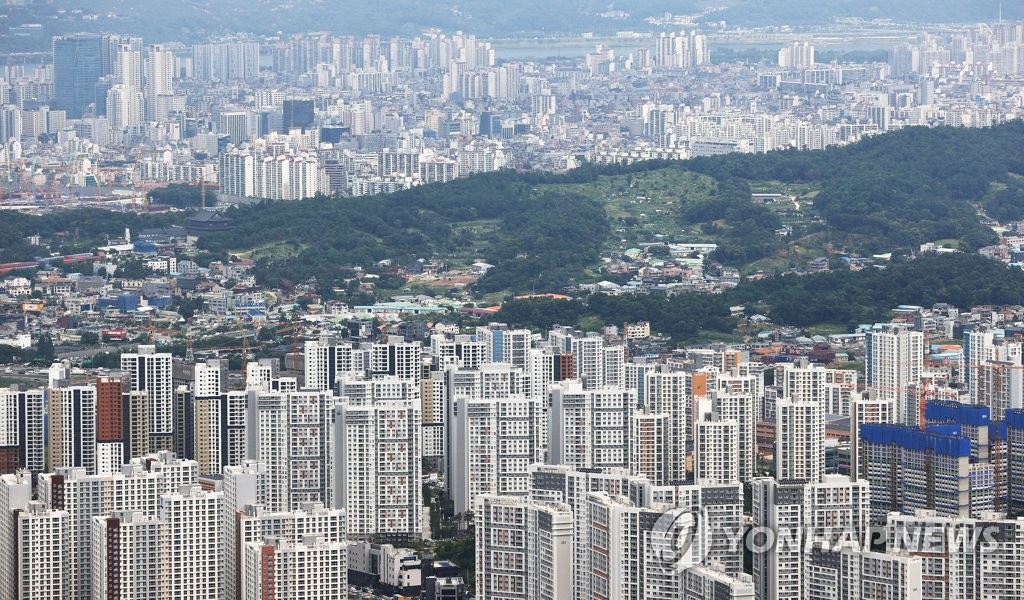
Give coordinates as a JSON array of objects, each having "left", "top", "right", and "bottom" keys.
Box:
[{"left": 1, "top": 1, "right": 1024, "bottom": 599}]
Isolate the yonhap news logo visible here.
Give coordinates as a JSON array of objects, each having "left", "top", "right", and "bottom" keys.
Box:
[{"left": 650, "top": 507, "right": 712, "bottom": 572}]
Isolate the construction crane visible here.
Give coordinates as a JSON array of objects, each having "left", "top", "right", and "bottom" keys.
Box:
[
  {"left": 187, "top": 179, "right": 221, "bottom": 210},
  {"left": 133, "top": 178, "right": 155, "bottom": 213},
  {"left": 276, "top": 321, "right": 306, "bottom": 367}
]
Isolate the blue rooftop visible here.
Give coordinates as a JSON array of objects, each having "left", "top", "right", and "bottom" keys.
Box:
[{"left": 860, "top": 423, "right": 971, "bottom": 457}]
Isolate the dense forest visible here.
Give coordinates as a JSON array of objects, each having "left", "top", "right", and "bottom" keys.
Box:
[
  {"left": 498, "top": 254, "right": 1024, "bottom": 342},
  {"left": 525, "top": 122, "right": 1024, "bottom": 262},
  {"left": 197, "top": 174, "right": 609, "bottom": 296},
  {"left": 200, "top": 123, "right": 1024, "bottom": 293},
  {"left": 0, "top": 209, "right": 184, "bottom": 263},
  {"left": 7, "top": 123, "right": 1024, "bottom": 298}
]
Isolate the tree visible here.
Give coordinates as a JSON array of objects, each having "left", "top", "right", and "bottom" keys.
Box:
[{"left": 34, "top": 334, "right": 54, "bottom": 365}]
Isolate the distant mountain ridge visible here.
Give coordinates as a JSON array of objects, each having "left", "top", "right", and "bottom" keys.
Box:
[{"left": 10, "top": 0, "right": 1020, "bottom": 44}]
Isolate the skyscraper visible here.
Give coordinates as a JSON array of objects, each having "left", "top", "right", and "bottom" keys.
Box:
[
  {"left": 106, "top": 84, "right": 144, "bottom": 130},
  {"left": 865, "top": 326, "right": 924, "bottom": 425},
  {"left": 334, "top": 398, "right": 421, "bottom": 539},
  {"left": 775, "top": 398, "right": 824, "bottom": 484},
  {"left": 246, "top": 389, "right": 336, "bottom": 511},
  {"left": 0, "top": 386, "right": 44, "bottom": 475},
  {"left": 95, "top": 376, "right": 125, "bottom": 475},
  {"left": 52, "top": 34, "right": 104, "bottom": 118},
  {"left": 121, "top": 346, "right": 174, "bottom": 452},
  {"left": 48, "top": 383, "right": 98, "bottom": 474},
  {"left": 144, "top": 44, "right": 174, "bottom": 121},
  {"left": 282, "top": 98, "right": 315, "bottom": 131}
]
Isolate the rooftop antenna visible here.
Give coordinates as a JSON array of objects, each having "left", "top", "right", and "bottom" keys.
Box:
[{"left": 1000, "top": 2, "right": 1003, "bottom": 25}]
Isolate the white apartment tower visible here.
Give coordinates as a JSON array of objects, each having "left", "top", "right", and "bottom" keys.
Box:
[
  {"left": 38, "top": 452, "right": 198, "bottom": 600},
  {"left": 0, "top": 386, "right": 45, "bottom": 474},
  {"left": 712, "top": 379, "right": 757, "bottom": 482},
  {"left": 548, "top": 328, "right": 605, "bottom": 389},
  {"left": 548, "top": 382, "right": 637, "bottom": 470},
  {"left": 13, "top": 502, "right": 70, "bottom": 600},
  {"left": 144, "top": 44, "right": 174, "bottom": 121},
  {"left": 241, "top": 535, "right": 348, "bottom": 600},
  {"left": 161, "top": 485, "right": 222, "bottom": 598},
  {"left": 475, "top": 323, "right": 532, "bottom": 368},
  {"left": 449, "top": 395, "right": 540, "bottom": 515},
  {"left": 643, "top": 367, "right": 709, "bottom": 483},
  {"left": 246, "top": 389, "right": 335, "bottom": 511},
  {"left": 865, "top": 326, "right": 924, "bottom": 425},
  {"left": 194, "top": 359, "right": 226, "bottom": 398},
  {"left": 475, "top": 495, "right": 574, "bottom": 600},
  {"left": 303, "top": 336, "right": 361, "bottom": 392},
  {"left": 776, "top": 398, "right": 825, "bottom": 484},
  {"left": 752, "top": 478, "right": 807, "bottom": 600},
  {"left": 93, "top": 487, "right": 223, "bottom": 600},
  {"left": 333, "top": 399, "right": 421, "bottom": 539},
  {"left": 851, "top": 391, "right": 897, "bottom": 478},
  {"left": 0, "top": 471, "right": 33, "bottom": 599},
  {"left": 245, "top": 359, "right": 278, "bottom": 392},
  {"left": 222, "top": 461, "right": 268, "bottom": 600},
  {"left": 91, "top": 511, "right": 161, "bottom": 599},
  {"left": 694, "top": 412, "right": 740, "bottom": 484},
  {"left": 106, "top": 84, "right": 144, "bottom": 130}
]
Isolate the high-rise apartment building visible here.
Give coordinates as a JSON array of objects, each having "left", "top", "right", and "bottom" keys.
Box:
[
  {"left": 246, "top": 389, "right": 335, "bottom": 511},
  {"left": 49, "top": 383, "right": 97, "bottom": 474},
  {"left": 712, "top": 379, "right": 757, "bottom": 482},
  {"left": 92, "top": 484, "right": 223, "bottom": 600},
  {"left": 144, "top": 44, "right": 174, "bottom": 121},
  {"left": 12, "top": 502, "right": 69, "bottom": 600},
  {"left": 752, "top": 478, "right": 807, "bottom": 600},
  {"left": 449, "top": 395, "right": 540, "bottom": 515},
  {"left": 0, "top": 386, "right": 44, "bottom": 474},
  {"left": 775, "top": 398, "right": 825, "bottom": 484},
  {"left": 0, "top": 470, "right": 33, "bottom": 599},
  {"left": 859, "top": 424, "right": 973, "bottom": 522},
  {"left": 39, "top": 452, "right": 198, "bottom": 600},
  {"left": 694, "top": 412, "right": 740, "bottom": 484},
  {"left": 643, "top": 367, "right": 707, "bottom": 483},
  {"left": 475, "top": 495, "right": 573, "bottom": 600},
  {"left": 865, "top": 326, "right": 924, "bottom": 425},
  {"left": 95, "top": 376, "right": 125, "bottom": 475},
  {"left": 121, "top": 346, "right": 174, "bottom": 449},
  {"left": 548, "top": 382, "right": 637, "bottom": 470},
  {"left": 241, "top": 535, "right": 348, "bottom": 600},
  {"left": 334, "top": 399, "right": 421, "bottom": 539},
  {"left": 475, "top": 323, "right": 532, "bottom": 369}
]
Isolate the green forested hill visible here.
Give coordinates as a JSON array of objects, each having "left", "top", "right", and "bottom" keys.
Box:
[
  {"left": 194, "top": 122, "right": 1024, "bottom": 296},
  {"left": 5, "top": 123, "right": 1024, "bottom": 299},
  {"left": 196, "top": 175, "right": 610, "bottom": 295}
]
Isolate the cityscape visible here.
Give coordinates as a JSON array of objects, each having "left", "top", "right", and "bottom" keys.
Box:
[{"left": 4, "top": 1, "right": 1024, "bottom": 599}]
